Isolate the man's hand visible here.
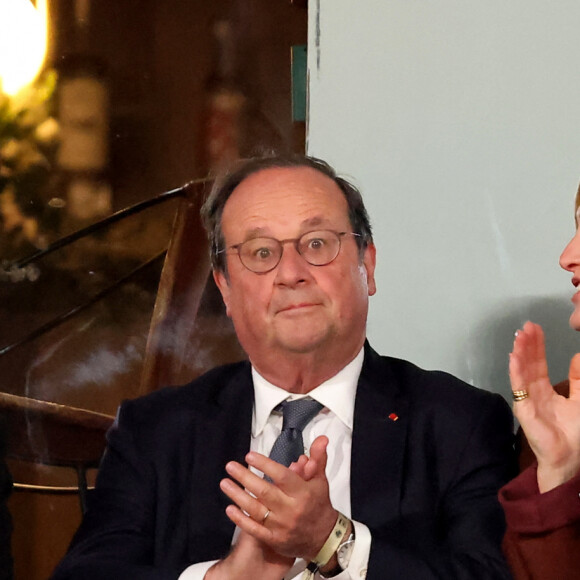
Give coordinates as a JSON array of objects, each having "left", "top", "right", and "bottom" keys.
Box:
[
  {"left": 288, "top": 438, "right": 324, "bottom": 482},
  {"left": 219, "top": 436, "right": 338, "bottom": 561},
  {"left": 205, "top": 531, "right": 294, "bottom": 580},
  {"left": 510, "top": 321, "right": 580, "bottom": 492}
]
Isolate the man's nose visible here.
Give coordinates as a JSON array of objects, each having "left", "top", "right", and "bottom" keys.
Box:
[{"left": 273, "top": 242, "right": 312, "bottom": 285}]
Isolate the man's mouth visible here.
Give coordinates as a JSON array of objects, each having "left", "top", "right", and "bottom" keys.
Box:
[{"left": 277, "top": 302, "right": 319, "bottom": 313}]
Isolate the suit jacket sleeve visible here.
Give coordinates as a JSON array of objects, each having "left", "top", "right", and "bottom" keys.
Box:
[
  {"left": 50, "top": 398, "right": 185, "bottom": 580},
  {"left": 51, "top": 366, "right": 252, "bottom": 580},
  {"left": 499, "top": 465, "right": 580, "bottom": 580}
]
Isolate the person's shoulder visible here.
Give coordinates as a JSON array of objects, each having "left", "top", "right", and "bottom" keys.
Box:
[
  {"left": 365, "top": 347, "right": 513, "bottom": 451},
  {"left": 119, "top": 359, "right": 252, "bottom": 419},
  {"left": 365, "top": 344, "right": 506, "bottom": 409}
]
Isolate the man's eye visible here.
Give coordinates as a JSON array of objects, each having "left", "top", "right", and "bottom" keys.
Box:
[
  {"left": 254, "top": 247, "right": 273, "bottom": 260},
  {"left": 307, "top": 238, "right": 326, "bottom": 251}
]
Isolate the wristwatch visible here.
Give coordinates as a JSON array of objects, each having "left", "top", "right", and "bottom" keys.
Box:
[
  {"left": 320, "top": 529, "right": 355, "bottom": 578},
  {"left": 337, "top": 530, "right": 355, "bottom": 569}
]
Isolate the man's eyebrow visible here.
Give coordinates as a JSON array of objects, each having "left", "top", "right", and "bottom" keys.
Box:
[
  {"left": 300, "top": 216, "right": 332, "bottom": 228},
  {"left": 240, "top": 227, "right": 270, "bottom": 240},
  {"left": 235, "top": 217, "right": 340, "bottom": 244},
  {"left": 241, "top": 217, "right": 333, "bottom": 239}
]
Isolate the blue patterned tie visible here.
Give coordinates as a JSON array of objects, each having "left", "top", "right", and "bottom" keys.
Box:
[{"left": 267, "top": 398, "right": 324, "bottom": 473}]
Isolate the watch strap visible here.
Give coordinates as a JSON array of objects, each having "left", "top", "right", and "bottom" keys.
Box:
[
  {"left": 312, "top": 512, "right": 350, "bottom": 567},
  {"left": 301, "top": 513, "right": 350, "bottom": 579}
]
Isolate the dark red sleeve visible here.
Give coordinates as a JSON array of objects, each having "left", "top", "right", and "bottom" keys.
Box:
[{"left": 499, "top": 465, "right": 580, "bottom": 580}]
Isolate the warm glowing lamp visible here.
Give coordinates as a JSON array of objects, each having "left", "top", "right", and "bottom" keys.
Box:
[{"left": 0, "top": 0, "right": 49, "bottom": 96}]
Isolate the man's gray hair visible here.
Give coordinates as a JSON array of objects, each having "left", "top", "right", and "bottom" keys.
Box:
[{"left": 201, "top": 154, "right": 374, "bottom": 273}]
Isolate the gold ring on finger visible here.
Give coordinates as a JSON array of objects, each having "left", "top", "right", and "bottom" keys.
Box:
[{"left": 513, "top": 389, "right": 529, "bottom": 402}]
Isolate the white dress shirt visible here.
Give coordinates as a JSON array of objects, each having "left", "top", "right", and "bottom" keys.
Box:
[{"left": 179, "top": 348, "right": 371, "bottom": 579}]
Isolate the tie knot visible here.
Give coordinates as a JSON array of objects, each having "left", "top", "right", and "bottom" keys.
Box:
[{"left": 280, "top": 398, "right": 323, "bottom": 431}]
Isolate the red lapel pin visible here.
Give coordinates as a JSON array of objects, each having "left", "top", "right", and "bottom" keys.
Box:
[{"left": 388, "top": 413, "right": 399, "bottom": 422}]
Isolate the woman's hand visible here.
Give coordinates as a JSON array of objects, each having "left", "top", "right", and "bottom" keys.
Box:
[{"left": 510, "top": 321, "right": 580, "bottom": 492}]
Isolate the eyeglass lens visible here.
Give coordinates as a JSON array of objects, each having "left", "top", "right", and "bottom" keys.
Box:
[{"left": 238, "top": 230, "right": 342, "bottom": 273}]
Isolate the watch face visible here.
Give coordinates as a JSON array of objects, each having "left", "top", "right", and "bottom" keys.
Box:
[{"left": 337, "top": 538, "right": 355, "bottom": 570}]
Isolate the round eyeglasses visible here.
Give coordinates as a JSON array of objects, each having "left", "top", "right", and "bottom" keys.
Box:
[{"left": 218, "top": 230, "right": 361, "bottom": 274}]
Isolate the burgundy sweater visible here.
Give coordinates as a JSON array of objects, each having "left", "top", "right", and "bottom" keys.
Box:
[{"left": 499, "top": 380, "right": 580, "bottom": 580}]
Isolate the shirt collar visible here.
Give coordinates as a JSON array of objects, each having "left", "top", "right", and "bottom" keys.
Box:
[{"left": 251, "top": 347, "right": 364, "bottom": 437}]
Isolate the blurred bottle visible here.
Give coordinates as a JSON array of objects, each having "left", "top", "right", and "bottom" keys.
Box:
[
  {"left": 200, "top": 20, "right": 247, "bottom": 175},
  {"left": 54, "top": 0, "right": 111, "bottom": 229}
]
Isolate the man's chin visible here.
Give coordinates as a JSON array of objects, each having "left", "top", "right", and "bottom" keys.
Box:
[
  {"left": 274, "top": 330, "right": 331, "bottom": 355},
  {"left": 277, "top": 338, "right": 325, "bottom": 354}
]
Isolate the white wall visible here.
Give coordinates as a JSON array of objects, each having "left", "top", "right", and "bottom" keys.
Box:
[{"left": 307, "top": 0, "right": 580, "bottom": 400}]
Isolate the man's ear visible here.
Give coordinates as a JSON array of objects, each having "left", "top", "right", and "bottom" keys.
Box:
[
  {"left": 363, "top": 243, "right": 377, "bottom": 296},
  {"left": 213, "top": 269, "right": 231, "bottom": 317}
]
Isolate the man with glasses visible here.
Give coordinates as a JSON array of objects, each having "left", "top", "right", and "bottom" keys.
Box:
[{"left": 52, "top": 155, "right": 514, "bottom": 580}]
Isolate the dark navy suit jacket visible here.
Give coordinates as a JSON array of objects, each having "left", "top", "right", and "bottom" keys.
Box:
[{"left": 52, "top": 344, "right": 515, "bottom": 579}]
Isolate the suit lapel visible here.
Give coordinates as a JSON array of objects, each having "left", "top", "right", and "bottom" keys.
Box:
[
  {"left": 350, "top": 344, "right": 409, "bottom": 528},
  {"left": 187, "top": 365, "right": 254, "bottom": 562}
]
